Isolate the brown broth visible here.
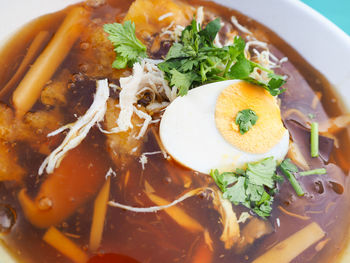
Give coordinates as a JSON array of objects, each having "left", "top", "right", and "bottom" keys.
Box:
[{"left": 0, "top": 0, "right": 350, "bottom": 263}]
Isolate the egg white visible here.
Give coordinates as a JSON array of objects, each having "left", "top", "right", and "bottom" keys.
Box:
[{"left": 160, "top": 80, "right": 289, "bottom": 174}]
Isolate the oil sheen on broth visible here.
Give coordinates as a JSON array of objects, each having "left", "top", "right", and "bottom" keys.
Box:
[{"left": 0, "top": 0, "right": 349, "bottom": 263}]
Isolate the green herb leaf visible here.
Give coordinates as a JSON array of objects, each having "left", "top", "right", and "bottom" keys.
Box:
[
  {"left": 246, "top": 157, "right": 276, "bottom": 188},
  {"left": 235, "top": 109, "right": 258, "bottom": 134},
  {"left": 211, "top": 157, "right": 281, "bottom": 219},
  {"left": 103, "top": 21, "right": 147, "bottom": 69},
  {"left": 158, "top": 17, "right": 287, "bottom": 96}
]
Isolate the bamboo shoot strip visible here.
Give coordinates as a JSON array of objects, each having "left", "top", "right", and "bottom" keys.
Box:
[
  {"left": 12, "top": 7, "right": 90, "bottom": 118},
  {"left": 43, "top": 227, "right": 89, "bottom": 263},
  {"left": 252, "top": 222, "right": 325, "bottom": 263},
  {"left": 0, "top": 31, "right": 50, "bottom": 99},
  {"left": 89, "top": 176, "right": 111, "bottom": 251},
  {"left": 146, "top": 192, "right": 204, "bottom": 233}
]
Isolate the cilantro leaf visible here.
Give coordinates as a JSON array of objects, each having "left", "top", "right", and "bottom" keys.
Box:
[
  {"left": 158, "top": 16, "right": 287, "bottom": 96},
  {"left": 210, "top": 169, "right": 237, "bottom": 192},
  {"left": 223, "top": 176, "right": 247, "bottom": 205},
  {"left": 211, "top": 157, "right": 281, "bottom": 219},
  {"left": 103, "top": 21, "right": 147, "bottom": 69},
  {"left": 246, "top": 157, "right": 277, "bottom": 188},
  {"left": 235, "top": 109, "right": 258, "bottom": 134},
  {"left": 169, "top": 69, "right": 197, "bottom": 96}
]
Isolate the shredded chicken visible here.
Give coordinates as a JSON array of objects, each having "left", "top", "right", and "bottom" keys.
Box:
[
  {"left": 104, "top": 59, "right": 174, "bottom": 138},
  {"left": 211, "top": 190, "right": 240, "bottom": 249},
  {"left": 39, "top": 79, "right": 109, "bottom": 175},
  {"left": 108, "top": 188, "right": 204, "bottom": 212}
]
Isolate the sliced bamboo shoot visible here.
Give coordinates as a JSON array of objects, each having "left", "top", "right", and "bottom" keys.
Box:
[
  {"left": 13, "top": 7, "right": 89, "bottom": 118},
  {"left": 43, "top": 227, "right": 88, "bottom": 263},
  {"left": 89, "top": 176, "right": 111, "bottom": 251},
  {"left": 253, "top": 222, "right": 325, "bottom": 263}
]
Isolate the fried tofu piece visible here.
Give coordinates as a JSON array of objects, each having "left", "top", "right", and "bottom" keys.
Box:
[
  {"left": 0, "top": 141, "right": 25, "bottom": 182},
  {"left": 124, "top": 0, "right": 194, "bottom": 39},
  {"left": 0, "top": 103, "right": 63, "bottom": 151},
  {"left": 76, "top": 20, "right": 129, "bottom": 79},
  {"left": 104, "top": 98, "right": 145, "bottom": 167},
  {"left": 41, "top": 69, "right": 71, "bottom": 106}
]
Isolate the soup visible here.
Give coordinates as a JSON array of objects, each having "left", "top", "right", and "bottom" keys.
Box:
[{"left": 0, "top": 0, "right": 350, "bottom": 262}]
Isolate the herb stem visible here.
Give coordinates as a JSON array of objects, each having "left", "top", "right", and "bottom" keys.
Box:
[
  {"left": 299, "top": 168, "right": 327, "bottom": 176},
  {"left": 280, "top": 166, "right": 305, "bottom": 196},
  {"left": 310, "top": 122, "right": 319, "bottom": 157}
]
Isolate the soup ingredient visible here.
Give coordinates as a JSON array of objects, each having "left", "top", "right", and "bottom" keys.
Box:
[
  {"left": 279, "top": 158, "right": 305, "bottom": 196},
  {"left": 12, "top": 7, "right": 90, "bottom": 118},
  {"left": 18, "top": 141, "right": 110, "bottom": 228},
  {"left": 0, "top": 142, "right": 25, "bottom": 182},
  {"left": 190, "top": 238, "right": 213, "bottom": 263},
  {"left": 0, "top": 31, "right": 50, "bottom": 99},
  {"left": 145, "top": 191, "right": 203, "bottom": 232},
  {"left": 0, "top": 204, "right": 16, "bottom": 234},
  {"left": 235, "top": 217, "right": 273, "bottom": 253},
  {"left": 216, "top": 81, "right": 286, "bottom": 153},
  {"left": 311, "top": 122, "right": 319, "bottom": 157},
  {"left": 299, "top": 168, "right": 327, "bottom": 176},
  {"left": 123, "top": 0, "right": 193, "bottom": 39},
  {"left": 278, "top": 206, "right": 310, "bottom": 220},
  {"left": 39, "top": 79, "right": 109, "bottom": 175},
  {"left": 43, "top": 227, "right": 88, "bottom": 263},
  {"left": 0, "top": 239, "right": 19, "bottom": 263},
  {"left": 103, "top": 21, "right": 147, "bottom": 69},
  {"left": 252, "top": 222, "right": 325, "bottom": 263},
  {"left": 235, "top": 109, "right": 258, "bottom": 134},
  {"left": 211, "top": 157, "right": 281, "bottom": 218},
  {"left": 211, "top": 190, "right": 240, "bottom": 249},
  {"left": 160, "top": 80, "right": 289, "bottom": 174},
  {"left": 89, "top": 176, "right": 111, "bottom": 251},
  {"left": 158, "top": 18, "right": 286, "bottom": 96}
]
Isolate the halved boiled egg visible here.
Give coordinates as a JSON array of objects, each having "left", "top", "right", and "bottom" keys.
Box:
[{"left": 160, "top": 80, "right": 289, "bottom": 174}]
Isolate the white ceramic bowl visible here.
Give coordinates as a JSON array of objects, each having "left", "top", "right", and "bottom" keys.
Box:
[{"left": 1, "top": 0, "right": 350, "bottom": 262}]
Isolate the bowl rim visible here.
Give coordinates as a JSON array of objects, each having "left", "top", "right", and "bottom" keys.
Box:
[{"left": 0, "top": 0, "right": 350, "bottom": 262}]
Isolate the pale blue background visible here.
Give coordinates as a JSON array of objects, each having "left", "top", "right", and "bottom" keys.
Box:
[{"left": 301, "top": 0, "right": 350, "bottom": 35}]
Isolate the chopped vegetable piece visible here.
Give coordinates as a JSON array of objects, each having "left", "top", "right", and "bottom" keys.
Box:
[
  {"left": 299, "top": 168, "right": 327, "bottom": 176},
  {"left": 43, "top": 227, "right": 89, "bottom": 263},
  {"left": 235, "top": 109, "right": 258, "bottom": 134},
  {"left": 253, "top": 222, "right": 325, "bottom": 263},
  {"left": 146, "top": 192, "right": 204, "bottom": 232},
  {"left": 311, "top": 122, "right": 319, "bottom": 157},
  {"left": 12, "top": 7, "right": 90, "bottom": 118},
  {"left": 89, "top": 176, "right": 111, "bottom": 251},
  {"left": 103, "top": 21, "right": 148, "bottom": 69},
  {"left": 279, "top": 159, "right": 305, "bottom": 196},
  {"left": 158, "top": 18, "right": 286, "bottom": 96},
  {"left": 210, "top": 157, "right": 280, "bottom": 218}
]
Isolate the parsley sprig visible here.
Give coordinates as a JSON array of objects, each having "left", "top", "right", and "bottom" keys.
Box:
[
  {"left": 103, "top": 21, "right": 147, "bottom": 69},
  {"left": 158, "top": 18, "right": 286, "bottom": 96},
  {"left": 235, "top": 109, "right": 258, "bottom": 134},
  {"left": 210, "top": 157, "right": 283, "bottom": 218}
]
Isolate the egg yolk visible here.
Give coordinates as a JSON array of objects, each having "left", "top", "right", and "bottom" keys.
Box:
[{"left": 215, "top": 81, "right": 286, "bottom": 154}]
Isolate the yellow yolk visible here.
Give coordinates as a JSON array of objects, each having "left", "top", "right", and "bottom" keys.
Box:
[{"left": 215, "top": 81, "right": 286, "bottom": 154}]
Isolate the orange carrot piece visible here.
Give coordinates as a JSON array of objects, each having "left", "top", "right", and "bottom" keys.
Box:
[
  {"left": 0, "top": 31, "right": 50, "bottom": 99},
  {"left": 13, "top": 7, "right": 89, "bottom": 118},
  {"left": 191, "top": 239, "right": 213, "bottom": 263},
  {"left": 43, "top": 227, "right": 88, "bottom": 263},
  {"left": 89, "top": 176, "right": 111, "bottom": 251},
  {"left": 18, "top": 141, "right": 110, "bottom": 228}
]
